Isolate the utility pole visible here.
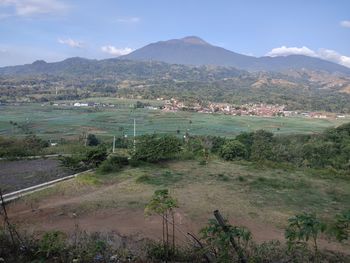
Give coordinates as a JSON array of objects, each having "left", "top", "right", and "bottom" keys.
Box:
[
  {"left": 84, "top": 132, "right": 87, "bottom": 147},
  {"left": 112, "top": 136, "right": 116, "bottom": 153},
  {"left": 133, "top": 118, "right": 136, "bottom": 152}
]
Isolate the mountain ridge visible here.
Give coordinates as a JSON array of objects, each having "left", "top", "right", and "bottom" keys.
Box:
[
  {"left": 121, "top": 36, "right": 350, "bottom": 75},
  {"left": 0, "top": 36, "right": 349, "bottom": 76}
]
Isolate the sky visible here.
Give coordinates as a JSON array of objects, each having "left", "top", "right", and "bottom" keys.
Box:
[{"left": 0, "top": 0, "right": 350, "bottom": 67}]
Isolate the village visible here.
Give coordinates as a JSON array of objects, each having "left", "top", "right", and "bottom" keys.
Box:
[
  {"left": 16, "top": 97, "right": 345, "bottom": 119},
  {"left": 160, "top": 98, "right": 347, "bottom": 119}
]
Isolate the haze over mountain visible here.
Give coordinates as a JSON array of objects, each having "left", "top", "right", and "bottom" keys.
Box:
[{"left": 121, "top": 36, "right": 350, "bottom": 75}]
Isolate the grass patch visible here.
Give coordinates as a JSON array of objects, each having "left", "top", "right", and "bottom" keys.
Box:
[
  {"left": 136, "top": 170, "right": 184, "bottom": 186},
  {"left": 216, "top": 173, "right": 230, "bottom": 181},
  {"left": 249, "top": 175, "right": 311, "bottom": 191},
  {"left": 237, "top": 175, "right": 247, "bottom": 182},
  {"left": 76, "top": 173, "right": 102, "bottom": 186}
]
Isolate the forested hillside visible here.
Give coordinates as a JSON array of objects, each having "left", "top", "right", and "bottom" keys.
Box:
[{"left": 1, "top": 58, "right": 350, "bottom": 112}]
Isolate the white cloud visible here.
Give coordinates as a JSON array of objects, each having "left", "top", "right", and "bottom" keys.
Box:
[
  {"left": 0, "top": 0, "right": 68, "bottom": 17},
  {"left": 340, "top": 20, "right": 350, "bottom": 28},
  {"left": 266, "top": 46, "right": 350, "bottom": 68},
  {"left": 318, "top": 49, "right": 350, "bottom": 68},
  {"left": 101, "top": 45, "right": 133, "bottom": 56},
  {"left": 58, "top": 38, "right": 83, "bottom": 48},
  {"left": 266, "top": 46, "right": 317, "bottom": 57},
  {"left": 116, "top": 17, "right": 140, "bottom": 23}
]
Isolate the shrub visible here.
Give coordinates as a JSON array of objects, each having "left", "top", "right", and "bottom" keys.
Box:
[
  {"left": 38, "top": 231, "right": 66, "bottom": 258},
  {"left": 87, "top": 134, "right": 100, "bottom": 146},
  {"left": 59, "top": 146, "right": 107, "bottom": 171},
  {"left": 250, "top": 130, "right": 274, "bottom": 162},
  {"left": 97, "top": 155, "right": 129, "bottom": 174},
  {"left": 285, "top": 213, "right": 326, "bottom": 255},
  {"left": 200, "top": 218, "right": 251, "bottom": 263},
  {"left": 133, "top": 134, "right": 181, "bottom": 163},
  {"left": 83, "top": 146, "right": 108, "bottom": 167},
  {"left": 59, "top": 155, "right": 86, "bottom": 171},
  {"left": 332, "top": 210, "right": 350, "bottom": 242},
  {"left": 236, "top": 132, "right": 254, "bottom": 158},
  {"left": 219, "top": 140, "right": 247, "bottom": 161},
  {"left": 0, "top": 135, "right": 49, "bottom": 158}
]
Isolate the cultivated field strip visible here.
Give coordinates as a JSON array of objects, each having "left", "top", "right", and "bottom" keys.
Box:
[{"left": 1, "top": 169, "right": 92, "bottom": 204}]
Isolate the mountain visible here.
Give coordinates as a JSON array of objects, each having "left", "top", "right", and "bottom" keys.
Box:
[
  {"left": 121, "top": 36, "right": 350, "bottom": 75},
  {"left": 1, "top": 36, "right": 349, "bottom": 76},
  {"left": 1, "top": 54, "right": 350, "bottom": 113},
  {"left": 0, "top": 57, "right": 246, "bottom": 81},
  {"left": 122, "top": 36, "right": 259, "bottom": 69}
]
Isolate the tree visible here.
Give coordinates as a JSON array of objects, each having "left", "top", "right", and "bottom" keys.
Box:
[
  {"left": 87, "top": 134, "right": 99, "bottom": 146},
  {"left": 145, "top": 189, "right": 178, "bottom": 258},
  {"left": 250, "top": 130, "right": 274, "bottom": 162},
  {"left": 236, "top": 132, "right": 254, "bottom": 158},
  {"left": 220, "top": 140, "right": 247, "bottom": 161}
]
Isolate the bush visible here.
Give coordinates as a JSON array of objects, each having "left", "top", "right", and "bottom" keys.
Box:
[
  {"left": 59, "top": 146, "right": 107, "bottom": 171},
  {"left": 38, "top": 231, "right": 66, "bottom": 258},
  {"left": 87, "top": 134, "right": 100, "bottom": 146},
  {"left": 83, "top": 146, "right": 108, "bottom": 167},
  {"left": 332, "top": 210, "right": 350, "bottom": 242},
  {"left": 146, "top": 242, "right": 195, "bottom": 262},
  {"left": 0, "top": 135, "right": 49, "bottom": 158},
  {"left": 59, "top": 155, "right": 86, "bottom": 171},
  {"left": 132, "top": 134, "right": 181, "bottom": 163},
  {"left": 184, "top": 136, "right": 203, "bottom": 155},
  {"left": 250, "top": 130, "right": 274, "bottom": 162},
  {"left": 285, "top": 213, "right": 326, "bottom": 255},
  {"left": 97, "top": 155, "right": 129, "bottom": 174},
  {"left": 219, "top": 140, "right": 247, "bottom": 161}
]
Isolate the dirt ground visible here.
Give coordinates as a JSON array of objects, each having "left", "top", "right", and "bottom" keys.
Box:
[
  {"left": 6, "top": 180, "right": 349, "bottom": 255},
  {"left": 0, "top": 158, "right": 72, "bottom": 193}
]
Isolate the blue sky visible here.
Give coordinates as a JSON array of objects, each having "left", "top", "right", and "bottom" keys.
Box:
[{"left": 0, "top": 0, "right": 349, "bottom": 67}]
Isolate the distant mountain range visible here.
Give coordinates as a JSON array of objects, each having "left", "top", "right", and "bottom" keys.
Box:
[
  {"left": 1, "top": 36, "right": 350, "bottom": 113},
  {"left": 121, "top": 36, "right": 350, "bottom": 75},
  {"left": 0, "top": 36, "right": 349, "bottom": 76}
]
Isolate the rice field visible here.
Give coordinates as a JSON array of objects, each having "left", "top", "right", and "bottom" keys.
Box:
[{"left": 0, "top": 100, "right": 348, "bottom": 140}]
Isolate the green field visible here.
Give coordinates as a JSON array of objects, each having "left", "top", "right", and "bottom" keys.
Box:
[{"left": 0, "top": 99, "right": 349, "bottom": 140}]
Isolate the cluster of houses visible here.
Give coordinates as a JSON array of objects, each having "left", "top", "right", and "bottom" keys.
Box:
[
  {"left": 161, "top": 98, "right": 287, "bottom": 117},
  {"left": 160, "top": 98, "right": 347, "bottom": 119},
  {"left": 45, "top": 98, "right": 348, "bottom": 119}
]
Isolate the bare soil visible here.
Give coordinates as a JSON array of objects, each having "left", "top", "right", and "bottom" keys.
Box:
[
  {"left": 6, "top": 183, "right": 349, "bottom": 255},
  {"left": 0, "top": 158, "right": 72, "bottom": 193}
]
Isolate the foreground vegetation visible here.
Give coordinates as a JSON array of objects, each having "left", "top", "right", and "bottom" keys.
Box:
[{"left": 1, "top": 120, "right": 350, "bottom": 261}]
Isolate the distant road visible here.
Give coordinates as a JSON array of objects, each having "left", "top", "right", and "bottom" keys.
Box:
[{"left": 0, "top": 169, "right": 92, "bottom": 204}]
